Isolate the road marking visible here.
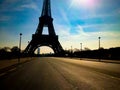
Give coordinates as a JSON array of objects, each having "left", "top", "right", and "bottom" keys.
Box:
[
  {"left": 0, "top": 73, "right": 6, "bottom": 77},
  {"left": 8, "top": 68, "right": 16, "bottom": 72},
  {"left": 0, "top": 68, "right": 17, "bottom": 77}
]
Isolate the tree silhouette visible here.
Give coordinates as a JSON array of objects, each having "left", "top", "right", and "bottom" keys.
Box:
[
  {"left": 11, "top": 46, "right": 20, "bottom": 58},
  {"left": 0, "top": 47, "right": 11, "bottom": 60}
]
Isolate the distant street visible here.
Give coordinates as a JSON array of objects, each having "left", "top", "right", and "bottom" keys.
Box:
[{"left": 0, "top": 57, "right": 120, "bottom": 90}]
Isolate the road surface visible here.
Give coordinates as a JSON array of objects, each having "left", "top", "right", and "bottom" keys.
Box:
[{"left": 0, "top": 57, "right": 120, "bottom": 90}]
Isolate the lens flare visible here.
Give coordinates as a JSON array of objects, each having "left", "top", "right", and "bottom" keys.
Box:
[{"left": 70, "top": 0, "right": 96, "bottom": 8}]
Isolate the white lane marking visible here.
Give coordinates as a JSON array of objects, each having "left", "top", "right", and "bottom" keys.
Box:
[
  {"left": 0, "top": 73, "right": 6, "bottom": 77},
  {"left": 8, "top": 68, "right": 16, "bottom": 72}
]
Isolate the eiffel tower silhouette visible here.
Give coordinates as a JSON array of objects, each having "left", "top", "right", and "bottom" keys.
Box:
[{"left": 24, "top": 0, "right": 64, "bottom": 56}]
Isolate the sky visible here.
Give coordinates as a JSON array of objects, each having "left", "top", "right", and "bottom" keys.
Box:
[{"left": 0, "top": 0, "right": 120, "bottom": 54}]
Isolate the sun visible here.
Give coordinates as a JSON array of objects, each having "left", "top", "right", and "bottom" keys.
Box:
[{"left": 70, "top": 0, "right": 95, "bottom": 8}]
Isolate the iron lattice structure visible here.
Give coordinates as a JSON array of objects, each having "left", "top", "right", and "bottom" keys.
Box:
[{"left": 24, "top": 0, "right": 64, "bottom": 56}]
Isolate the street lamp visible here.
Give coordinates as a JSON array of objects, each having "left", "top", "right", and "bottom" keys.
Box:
[
  {"left": 98, "top": 37, "right": 101, "bottom": 50},
  {"left": 71, "top": 46, "right": 73, "bottom": 58},
  {"left": 98, "top": 37, "right": 101, "bottom": 61},
  {"left": 18, "top": 33, "right": 22, "bottom": 64},
  {"left": 80, "top": 43, "right": 82, "bottom": 60},
  {"left": 71, "top": 46, "right": 73, "bottom": 53},
  {"left": 80, "top": 43, "right": 82, "bottom": 51}
]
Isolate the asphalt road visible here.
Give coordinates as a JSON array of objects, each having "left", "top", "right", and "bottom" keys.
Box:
[{"left": 0, "top": 57, "right": 120, "bottom": 90}]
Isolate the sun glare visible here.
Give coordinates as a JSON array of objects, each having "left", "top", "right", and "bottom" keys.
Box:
[
  {"left": 34, "top": 46, "right": 54, "bottom": 54},
  {"left": 70, "top": 0, "right": 96, "bottom": 8}
]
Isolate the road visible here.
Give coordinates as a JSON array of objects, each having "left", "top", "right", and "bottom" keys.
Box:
[{"left": 0, "top": 57, "right": 120, "bottom": 90}]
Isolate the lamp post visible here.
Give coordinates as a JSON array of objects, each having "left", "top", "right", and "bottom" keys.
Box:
[
  {"left": 98, "top": 37, "right": 101, "bottom": 50},
  {"left": 71, "top": 46, "right": 72, "bottom": 58},
  {"left": 18, "top": 33, "right": 22, "bottom": 64},
  {"left": 80, "top": 43, "right": 82, "bottom": 59},
  {"left": 98, "top": 37, "right": 101, "bottom": 61},
  {"left": 80, "top": 43, "right": 82, "bottom": 51}
]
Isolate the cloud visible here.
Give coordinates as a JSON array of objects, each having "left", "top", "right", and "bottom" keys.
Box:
[
  {"left": 80, "top": 10, "right": 119, "bottom": 20},
  {"left": 55, "top": 24, "right": 71, "bottom": 37},
  {"left": 75, "top": 25, "right": 89, "bottom": 36},
  {"left": 60, "top": 10, "right": 70, "bottom": 24},
  {"left": 0, "top": 0, "right": 39, "bottom": 12},
  {"left": 0, "top": 16, "right": 11, "bottom": 22},
  {"left": 0, "top": 0, "right": 19, "bottom": 11},
  {"left": 18, "top": 2, "right": 39, "bottom": 11},
  {"left": 115, "top": 8, "right": 120, "bottom": 14},
  {"left": 1, "top": 0, "right": 18, "bottom": 4},
  {"left": 83, "top": 23, "right": 120, "bottom": 29},
  {"left": 55, "top": 23, "right": 120, "bottom": 50}
]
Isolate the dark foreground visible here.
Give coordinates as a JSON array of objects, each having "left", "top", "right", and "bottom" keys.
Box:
[{"left": 0, "top": 57, "right": 120, "bottom": 90}]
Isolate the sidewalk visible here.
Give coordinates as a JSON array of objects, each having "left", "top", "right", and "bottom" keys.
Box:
[
  {"left": 67, "top": 57, "right": 120, "bottom": 64},
  {"left": 0, "top": 57, "right": 32, "bottom": 70},
  {"left": 81, "top": 58, "right": 120, "bottom": 64}
]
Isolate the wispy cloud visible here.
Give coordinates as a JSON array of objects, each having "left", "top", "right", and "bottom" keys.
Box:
[
  {"left": 15, "top": 1, "right": 39, "bottom": 11},
  {"left": 0, "top": 16, "right": 11, "bottom": 22},
  {"left": 82, "top": 23, "right": 120, "bottom": 30},
  {"left": 1, "top": 0, "right": 19, "bottom": 4},
  {"left": 60, "top": 10, "right": 70, "bottom": 25},
  {"left": 21, "top": 3, "right": 37, "bottom": 10},
  {"left": 115, "top": 8, "right": 120, "bottom": 14},
  {"left": 0, "top": 0, "right": 39, "bottom": 12},
  {"left": 55, "top": 24, "right": 120, "bottom": 49},
  {"left": 81, "top": 10, "right": 120, "bottom": 20},
  {"left": 75, "top": 25, "right": 89, "bottom": 36}
]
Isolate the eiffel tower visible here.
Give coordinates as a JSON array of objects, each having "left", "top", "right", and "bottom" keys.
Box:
[{"left": 24, "top": 0, "right": 64, "bottom": 56}]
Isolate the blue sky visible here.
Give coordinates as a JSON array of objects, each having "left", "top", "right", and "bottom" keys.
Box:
[{"left": 0, "top": 0, "right": 120, "bottom": 53}]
